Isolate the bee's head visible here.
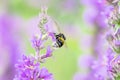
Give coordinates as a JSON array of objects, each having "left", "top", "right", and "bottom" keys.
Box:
[
  {"left": 53, "top": 33, "right": 66, "bottom": 40},
  {"left": 59, "top": 33, "right": 66, "bottom": 40}
]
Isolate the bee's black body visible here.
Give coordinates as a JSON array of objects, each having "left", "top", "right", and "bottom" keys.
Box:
[{"left": 54, "top": 33, "right": 66, "bottom": 48}]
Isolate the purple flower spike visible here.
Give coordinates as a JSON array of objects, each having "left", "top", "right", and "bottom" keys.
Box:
[
  {"left": 115, "top": 28, "right": 120, "bottom": 39},
  {"left": 39, "top": 68, "right": 53, "bottom": 80},
  {"left": 32, "top": 34, "right": 43, "bottom": 51},
  {"left": 41, "top": 46, "right": 53, "bottom": 59},
  {"left": 114, "top": 40, "right": 120, "bottom": 46},
  {"left": 14, "top": 7, "right": 57, "bottom": 80},
  {"left": 112, "top": 40, "right": 120, "bottom": 53},
  {"left": 14, "top": 55, "right": 53, "bottom": 80},
  {"left": 107, "top": 55, "right": 120, "bottom": 79},
  {"left": 74, "top": 0, "right": 120, "bottom": 79},
  {"left": 106, "top": 33, "right": 114, "bottom": 42},
  {"left": 104, "top": 5, "right": 114, "bottom": 18},
  {"left": 46, "top": 46, "right": 53, "bottom": 57}
]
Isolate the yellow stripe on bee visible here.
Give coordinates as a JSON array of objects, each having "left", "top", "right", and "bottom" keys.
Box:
[{"left": 58, "top": 37, "right": 64, "bottom": 43}]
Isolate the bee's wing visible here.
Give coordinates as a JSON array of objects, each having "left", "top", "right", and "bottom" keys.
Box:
[
  {"left": 51, "top": 17, "right": 68, "bottom": 48},
  {"left": 50, "top": 17, "right": 61, "bottom": 33}
]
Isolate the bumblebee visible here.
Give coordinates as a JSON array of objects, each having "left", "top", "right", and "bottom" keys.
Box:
[
  {"left": 38, "top": 7, "right": 67, "bottom": 48},
  {"left": 53, "top": 33, "right": 66, "bottom": 48}
]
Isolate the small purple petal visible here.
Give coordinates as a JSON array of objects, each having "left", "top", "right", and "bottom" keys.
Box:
[
  {"left": 114, "top": 40, "right": 120, "bottom": 46},
  {"left": 48, "top": 32, "right": 56, "bottom": 41},
  {"left": 46, "top": 46, "right": 53, "bottom": 57}
]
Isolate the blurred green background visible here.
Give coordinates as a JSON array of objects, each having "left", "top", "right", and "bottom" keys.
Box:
[{"left": 0, "top": 0, "right": 95, "bottom": 80}]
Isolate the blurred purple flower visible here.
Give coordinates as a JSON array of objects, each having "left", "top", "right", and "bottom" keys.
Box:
[
  {"left": 115, "top": 28, "right": 120, "bottom": 39},
  {"left": 73, "top": 73, "right": 87, "bottom": 80},
  {"left": 74, "top": 0, "right": 120, "bottom": 80},
  {"left": 81, "top": 0, "right": 113, "bottom": 29},
  {"left": 74, "top": 53, "right": 109, "bottom": 80},
  {"left": 107, "top": 55, "right": 120, "bottom": 79},
  {"left": 106, "top": 48, "right": 115, "bottom": 65},
  {"left": 0, "top": 14, "right": 21, "bottom": 80},
  {"left": 114, "top": 40, "right": 120, "bottom": 47},
  {"left": 78, "top": 54, "right": 94, "bottom": 70},
  {"left": 61, "top": 0, "right": 79, "bottom": 12},
  {"left": 14, "top": 55, "right": 53, "bottom": 80}
]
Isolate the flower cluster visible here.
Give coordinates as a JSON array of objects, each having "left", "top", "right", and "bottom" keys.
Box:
[
  {"left": 14, "top": 55, "right": 53, "bottom": 80},
  {"left": 91, "top": 0, "right": 120, "bottom": 79},
  {"left": 14, "top": 7, "right": 56, "bottom": 80},
  {"left": 105, "top": 0, "right": 120, "bottom": 79},
  {"left": 74, "top": 0, "right": 120, "bottom": 80}
]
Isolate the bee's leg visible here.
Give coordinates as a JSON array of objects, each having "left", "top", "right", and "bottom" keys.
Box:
[
  {"left": 58, "top": 41, "right": 63, "bottom": 47},
  {"left": 52, "top": 42, "right": 59, "bottom": 48}
]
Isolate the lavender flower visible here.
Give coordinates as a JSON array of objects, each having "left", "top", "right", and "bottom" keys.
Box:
[
  {"left": 40, "top": 46, "right": 53, "bottom": 59},
  {"left": 107, "top": 55, "right": 120, "bottom": 79},
  {"left": 0, "top": 14, "right": 21, "bottom": 80},
  {"left": 74, "top": 0, "right": 120, "bottom": 80},
  {"left": 115, "top": 28, "right": 120, "bottom": 39},
  {"left": 14, "top": 7, "right": 55, "bottom": 80},
  {"left": 105, "top": 1, "right": 120, "bottom": 79},
  {"left": 14, "top": 55, "right": 53, "bottom": 80},
  {"left": 32, "top": 34, "right": 43, "bottom": 52}
]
